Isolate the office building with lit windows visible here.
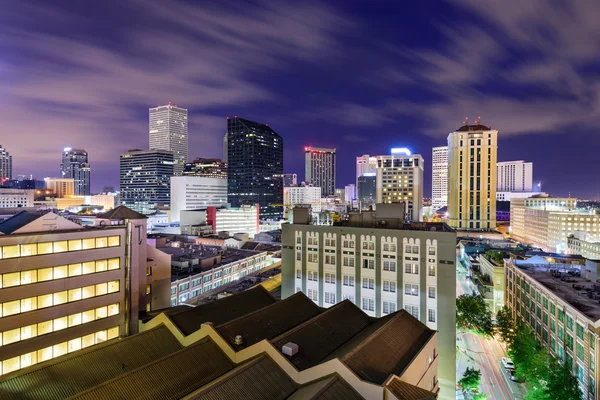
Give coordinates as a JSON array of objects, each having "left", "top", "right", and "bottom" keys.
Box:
[
  {"left": 447, "top": 122, "right": 498, "bottom": 230},
  {"left": 225, "top": 117, "right": 283, "bottom": 220},
  {"left": 431, "top": 146, "right": 448, "bottom": 211},
  {"left": 497, "top": 160, "right": 533, "bottom": 192},
  {"left": 305, "top": 147, "right": 336, "bottom": 197},
  {"left": 0, "top": 206, "right": 171, "bottom": 378},
  {"left": 60, "top": 148, "right": 91, "bottom": 196},
  {"left": 169, "top": 176, "right": 228, "bottom": 222},
  {"left": 281, "top": 204, "right": 456, "bottom": 399},
  {"left": 0, "top": 145, "right": 12, "bottom": 181},
  {"left": 375, "top": 148, "right": 424, "bottom": 222},
  {"left": 505, "top": 258, "right": 600, "bottom": 399},
  {"left": 44, "top": 178, "right": 75, "bottom": 198},
  {"left": 149, "top": 104, "right": 188, "bottom": 176},
  {"left": 182, "top": 158, "right": 227, "bottom": 179}
]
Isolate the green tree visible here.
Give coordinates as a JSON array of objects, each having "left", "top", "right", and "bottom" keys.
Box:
[
  {"left": 485, "top": 249, "right": 506, "bottom": 264},
  {"left": 509, "top": 323, "right": 541, "bottom": 380},
  {"left": 495, "top": 306, "right": 516, "bottom": 344},
  {"left": 458, "top": 367, "right": 481, "bottom": 392},
  {"left": 456, "top": 294, "right": 495, "bottom": 337},
  {"left": 544, "top": 358, "right": 582, "bottom": 400},
  {"left": 473, "top": 394, "right": 487, "bottom": 400}
]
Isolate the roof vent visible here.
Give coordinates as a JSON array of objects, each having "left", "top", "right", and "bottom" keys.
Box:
[
  {"left": 282, "top": 342, "right": 299, "bottom": 357},
  {"left": 234, "top": 335, "right": 243, "bottom": 345}
]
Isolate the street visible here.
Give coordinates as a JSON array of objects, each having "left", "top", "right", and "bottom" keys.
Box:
[{"left": 456, "top": 261, "right": 527, "bottom": 400}]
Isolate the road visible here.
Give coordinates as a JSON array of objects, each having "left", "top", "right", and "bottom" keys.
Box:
[{"left": 456, "top": 261, "right": 527, "bottom": 400}]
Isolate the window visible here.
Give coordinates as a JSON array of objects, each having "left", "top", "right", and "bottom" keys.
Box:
[
  {"left": 566, "top": 334, "right": 574, "bottom": 350},
  {"left": 296, "top": 252, "right": 301, "bottom": 261},
  {"left": 412, "top": 245, "right": 419, "bottom": 253},
  {"left": 343, "top": 294, "right": 355, "bottom": 302},
  {"left": 362, "top": 278, "right": 375, "bottom": 289},
  {"left": 428, "top": 265, "right": 436, "bottom": 277},
  {"left": 296, "top": 236, "right": 301, "bottom": 244},
  {"left": 558, "top": 325, "right": 565, "bottom": 341},
  {"left": 405, "top": 263, "right": 418, "bottom": 274},
  {"left": 307, "top": 253, "right": 318, "bottom": 263},
  {"left": 405, "top": 305, "right": 419, "bottom": 319},
  {"left": 296, "top": 269, "right": 301, "bottom": 279},
  {"left": 577, "top": 342, "right": 584, "bottom": 360},
  {"left": 325, "top": 255, "right": 336, "bottom": 265},
  {"left": 325, "top": 292, "right": 336, "bottom": 304},
  {"left": 343, "top": 275, "right": 355, "bottom": 287},
  {"left": 362, "top": 241, "right": 374, "bottom": 251},
  {"left": 343, "top": 256, "right": 355, "bottom": 267},
  {"left": 383, "top": 260, "right": 396, "bottom": 272},
  {"left": 362, "top": 259, "right": 374, "bottom": 269},
  {"left": 577, "top": 323, "right": 584, "bottom": 340},
  {"left": 591, "top": 333, "right": 596, "bottom": 350},
  {"left": 404, "top": 245, "right": 411, "bottom": 253},
  {"left": 428, "top": 247, "right": 436, "bottom": 256},
  {"left": 308, "top": 271, "right": 318, "bottom": 282},
  {"left": 362, "top": 298, "right": 375, "bottom": 311},
  {"left": 428, "top": 287, "right": 436, "bottom": 299},
  {"left": 577, "top": 364, "right": 585, "bottom": 384},
  {"left": 405, "top": 284, "right": 418, "bottom": 296},
  {"left": 428, "top": 309, "right": 436, "bottom": 323},
  {"left": 383, "top": 280, "right": 396, "bottom": 293},
  {"left": 145, "top": 284, "right": 151, "bottom": 295},
  {"left": 566, "top": 315, "right": 574, "bottom": 331},
  {"left": 325, "top": 273, "right": 336, "bottom": 284},
  {"left": 383, "top": 301, "right": 396, "bottom": 314},
  {"left": 307, "top": 289, "right": 318, "bottom": 302}
]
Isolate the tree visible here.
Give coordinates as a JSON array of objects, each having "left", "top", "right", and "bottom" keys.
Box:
[
  {"left": 473, "top": 394, "right": 487, "bottom": 400},
  {"left": 544, "top": 358, "right": 582, "bottom": 400},
  {"left": 456, "top": 294, "right": 495, "bottom": 337},
  {"left": 509, "top": 323, "right": 541, "bottom": 380},
  {"left": 485, "top": 249, "right": 506, "bottom": 265},
  {"left": 495, "top": 306, "right": 516, "bottom": 344},
  {"left": 458, "top": 367, "right": 481, "bottom": 392}
]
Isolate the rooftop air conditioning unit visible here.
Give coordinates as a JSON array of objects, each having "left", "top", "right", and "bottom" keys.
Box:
[{"left": 282, "top": 342, "right": 299, "bottom": 357}]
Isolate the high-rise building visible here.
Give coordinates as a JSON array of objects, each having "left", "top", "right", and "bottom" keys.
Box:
[
  {"left": 305, "top": 147, "right": 336, "bottom": 197},
  {"left": 344, "top": 184, "right": 355, "bottom": 203},
  {"left": 149, "top": 104, "right": 188, "bottom": 176},
  {"left": 0, "top": 207, "right": 171, "bottom": 378},
  {"left": 225, "top": 117, "right": 283, "bottom": 220},
  {"left": 182, "top": 158, "right": 227, "bottom": 179},
  {"left": 356, "top": 154, "right": 377, "bottom": 190},
  {"left": 119, "top": 149, "right": 174, "bottom": 214},
  {"left": 284, "top": 185, "right": 322, "bottom": 215},
  {"left": 44, "top": 178, "right": 75, "bottom": 198},
  {"left": 497, "top": 160, "right": 533, "bottom": 192},
  {"left": 0, "top": 145, "right": 12, "bottom": 181},
  {"left": 447, "top": 122, "right": 498, "bottom": 230},
  {"left": 431, "top": 146, "right": 448, "bottom": 211},
  {"left": 282, "top": 204, "right": 456, "bottom": 399},
  {"left": 357, "top": 174, "right": 376, "bottom": 207},
  {"left": 0, "top": 188, "right": 35, "bottom": 208},
  {"left": 375, "top": 148, "right": 424, "bottom": 221},
  {"left": 60, "top": 148, "right": 91, "bottom": 196},
  {"left": 169, "top": 176, "right": 228, "bottom": 222},
  {"left": 282, "top": 173, "right": 297, "bottom": 187}
]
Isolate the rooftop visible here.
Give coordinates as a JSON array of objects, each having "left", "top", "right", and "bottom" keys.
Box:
[
  {"left": 455, "top": 123, "right": 491, "bottom": 132},
  {"left": 97, "top": 205, "right": 147, "bottom": 220},
  {"left": 333, "top": 220, "right": 454, "bottom": 233},
  {"left": 0, "top": 211, "right": 43, "bottom": 234}
]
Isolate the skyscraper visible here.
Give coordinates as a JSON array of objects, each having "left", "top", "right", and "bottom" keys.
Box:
[
  {"left": 375, "top": 148, "right": 424, "bottom": 221},
  {"left": 149, "top": 104, "right": 188, "bottom": 176},
  {"left": 497, "top": 160, "right": 533, "bottom": 192},
  {"left": 60, "top": 147, "right": 91, "bottom": 195},
  {"left": 447, "top": 121, "right": 498, "bottom": 230},
  {"left": 119, "top": 149, "right": 174, "bottom": 214},
  {"left": 225, "top": 117, "right": 283, "bottom": 219},
  {"left": 283, "top": 173, "right": 297, "bottom": 187},
  {"left": 183, "top": 158, "right": 227, "bottom": 179},
  {"left": 0, "top": 145, "right": 12, "bottom": 181},
  {"left": 305, "top": 147, "right": 336, "bottom": 197},
  {"left": 431, "top": 146, "right": 448, "bottom": 211}
]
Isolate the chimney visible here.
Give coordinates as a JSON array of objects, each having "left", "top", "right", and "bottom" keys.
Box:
[
  {"left": 282, "top": 342, "right": 299, "bottom": 357},
  {"left": 234, "top": 335, "right": 243, "bottom": 345}
]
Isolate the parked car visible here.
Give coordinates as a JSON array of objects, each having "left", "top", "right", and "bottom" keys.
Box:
[
  {"left": 501, "top": 357, "right": 515, "bottom": 370},
  {"left": 509, "top": 369, "right": 522, "bottom": 382}
]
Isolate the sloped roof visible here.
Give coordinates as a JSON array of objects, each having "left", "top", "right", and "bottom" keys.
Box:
[
  {"left": 72, "top": 338, "right": 234, "bottom": 400},
  {"left": 288, "top": 375, "right": 364, "bottom": 400},
  {"left": 516, "top": 255, "right": 550, "bottom": 265},
  {"left": 0, "top": 211, "right": 43, "bottom": 234},
  {"left": 455, "top": 123, "right": 491, "bottom": 132},
  {"left": 0, "top": 326, "right": 181, "bottom": 400},
  {"left": 386, "top": 377, "right": 436, "bottom": 400},
  {"left": 169, "top": 285, "right": 277, "bottom": 336},
  {"left": 342, "top": 310, "right": 435, "bottom": 385},
  {"left": 96, "top": 205, "right": 146, "bottom": 220},
  {"left": 216, "top": 292, "right": 322, "bottom": 349},
  {"left": 270, "top": 300, "right": 372, "bottom": 371},
  {"left": 189, "top": 355, "right": 296, "bottom": 400}
]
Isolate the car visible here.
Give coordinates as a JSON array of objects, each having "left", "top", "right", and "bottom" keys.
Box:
[
  {"left": 509, "top": 369, "right": 523, "bottom": 383},
  {"left": 501, "top": 357, "right": 515, "bottom": 370}
]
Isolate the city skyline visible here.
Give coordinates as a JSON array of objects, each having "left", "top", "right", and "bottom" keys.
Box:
[{"left": 2, "top": 2, "right": 600, "bottom": 199}]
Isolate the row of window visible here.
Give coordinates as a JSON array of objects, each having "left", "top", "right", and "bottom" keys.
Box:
[
  {"left": 0, "top": 258, "right": 120, "bottom": 289},
  {"left": 0, "top": 326, "right": 120, "bottom": 376},
  {"left": 0, "top": 236, "right": 120, "bottom": 259},
  {"left": 296, "top": 238, "right": 437, "bottom": 256},
  {"left": 0, "top": 280, "right": 120, "bottom": 318},
  {"left": 0, "top": 303, "right": 119, "bottom": 347}
]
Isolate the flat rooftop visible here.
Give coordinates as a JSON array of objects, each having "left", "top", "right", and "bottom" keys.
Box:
[
  {"left": 332, "top": 221, "right": 455, "bottom": 233},
  {"left": 518, "top": 265, "right": 600, "bottom": 321}
]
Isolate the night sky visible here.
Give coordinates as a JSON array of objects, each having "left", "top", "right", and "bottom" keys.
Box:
[{"left": 2, "top": 1, "right": 600, "bottom": 198}]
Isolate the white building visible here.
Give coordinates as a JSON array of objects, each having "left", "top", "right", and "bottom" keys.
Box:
[
  {"left": 356, "top": 154, "right": 377, "bottom": 198},
  {"left": 431, "top": 146, "right": 448, "bottom": 211},
  {"left": 207, "top": 205, "right": 259, "bottom": 238},
  {"left": 497, "top": 160, "right": 533, "bottom": 192},
  {"left": 305, "top": 147, "right": 336, "bottom": 197},
  {"left": 0, "top": 189, "right": 34, "bottom": 208},
  {"left": 169, "top": 176, "right": 227, "bottom": 222},
  {"left": 284, "top": 185, "right": 322, "bottom": 215},
  {"left": 149, "top": 104, "right": 188, "bottom": 176},
  {"left": 497, "top": 191, "right": 546, "bottom": 202},
  {"left": 568, "top": 231, "right": 600, "bottom": 259},
  {"left": 344, "top": 184, "right": 355, "bottom": 202},
  {"left": 375, "top": 148, "right": 424, "bottom": 221}
]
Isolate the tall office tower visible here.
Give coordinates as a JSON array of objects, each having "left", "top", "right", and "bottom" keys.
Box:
[
  {"left": 305, "top": 147, "right": 336, "bottom": 197},
  {"left": 447, "top": 121, "right": 498, "bottom": 230},
  {"left": 149, "top": 103, "right": 188, "bottom": 176},
  {"left": 0, "top": 145, "right": 12, "bottom": 181},
  {"left": 282, "top": 204, "right": 457, "bottom": 399},
  {"left": 283, "top": 173, "right": 297, "bottom": 187},
  {"left": 497, "top": 160, "right": 533, "bottom": 192},
  {"left": 356, "top": 154, "right": 377, "bottom": 198},
  {"left": 225, "top": 117, "right": 283, "bottom": 220},
  {"left": 183, "top": 158, "right": 227, "bottom": 179},
  {"left": 60, "top": 148, "right": 91, "bottom": 196},
  {"left": 119, "top": 149, "right": 174, "bottom": 214},
  {"left": 357, "top": 174, "right": 376, "bottom": 206},
  {"left": 375, "top": 148, "right": 424, "bottom": 221},
  {"left": 431, "top": 146, "right": 448, "bottom": 211}
]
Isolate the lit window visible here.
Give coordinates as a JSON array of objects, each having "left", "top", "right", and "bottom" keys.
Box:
[
  {"left": 37, "top": 346, "right": 53, "bottom": 362},
  {"left": 81, "top": 334, "right": 95, "bottom": 348},
  {"left": 2, "top": 356, "right": 21, "bottom": 374},
  {"left": 68, "top": 338, "right": 82, "bottom": 353},
  {"left": 38, "top": 267, "right": 53, "bottom": 282},
  {"left": 20, "top": 351, "right": 37, "bottom": 368},
  {"left": 82, "top": 262, "right": 95, "bottom": 275},
  {"left": 95, "top": 237, "right": 107, "bottom": 248},
  {"left": 95, "top": 306, "right": 108, "bottom": 319},
  {"left": 95, "top": 260, "right": 107, "bottom": 272},
  {"left": 108, "top": 258, "right": 120, "bottom": 270},
  {"left": 68, "top": 313, "right": 82, "bottom": 327},
  {"left": 108, "top": 281, "right": 120, "bottom": 293},
  {"left": 82, "top": 238, "right": 95, "bottom": 250},
  {"left": 53, "top": 291, "right": 68, "bottom": 305},
  {"left": 3, "top": 272, "right": 20, "bottom": 288},
  {"left": 3, "top": 300, "right": 21, "bottom": 316},
  {"left": 20, "top": 244, "right": 38, "bottom": 257},
  {"left": 82, "top": 285, "right": 95, "bottom": 299},
  {"left": 20, "top": 324, "right": 37, "bottom": 340},
  {"left": 68, "top": 263, "right": 82, "bottom": 276},
  {"left": 107, "top": 303, "right": 119, "bottom": 316},
  {"left": 68, "top": 239, "right": 82, "bottom": 251},
  {"left": 95, "top": 330, "right": 108, "bottom": 343},
  {"left": 38, "top": 320, "right": 53, "bottom": 335},
  {"left": 20, "top": 297, "right": 37, "bottom": 312},
  {"left": 53, "top": 342, "right": 68, "bottom": 357},
  {"left": 53, "top": 241, "right": 68, "bottom": 253},
  {"left": 53, "top": 265, "right": 68, "bottom": 279},
  {"left": 3, "top": 328, "right": 21, "bottom": 345},
  {"left": 20, "top": 270, "right": 37, "bottom": 285},
  {"left": 3, "top": 245, "right": 20, "bottom": 259},
  {"left": 68, "top": 288, "right": 82, "bottom": 302},
  {"left": 107, "top": 326, "right": 119, "bottom": 340},
  {"left": 108, "top": 236, "right": 120, "bottom": 247},
  {"left": 146, "top": 284, "right": 151, "bottom": 295},
  {"left": 53, "top": 317, "right": 67, "bottom": 331},
  {"left": 82, "top": 310, "right": 95, "bottom": 324},
  {"left": 38, "top": 242, "right": 53, "bottom": 254}
]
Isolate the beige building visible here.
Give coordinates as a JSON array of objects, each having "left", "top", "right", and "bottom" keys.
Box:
[
  {"left": 44, "top": 178, "right": 75, "bottom": 198},
  {"left": 447, "top": 123, "right": 497, "bottom": 230},
  {"left": 505, "top": 258, "right": 600, "bottom": 399},
  {"left": 569, "top": 231, "right": 600, "bottom": 260},
  {"left": 0, "top": 206, "right": 171, "bottom": 377},
  {"left": 477, "top": 253, "right": 506, "bottom": 313},
  {"left": 375, "top": 149, "right": 424, "bottom": 221}
]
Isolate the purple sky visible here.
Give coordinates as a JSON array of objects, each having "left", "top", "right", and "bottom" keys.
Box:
[{"left": 2, "top": 1, "right": 600, "bottom": 198}]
